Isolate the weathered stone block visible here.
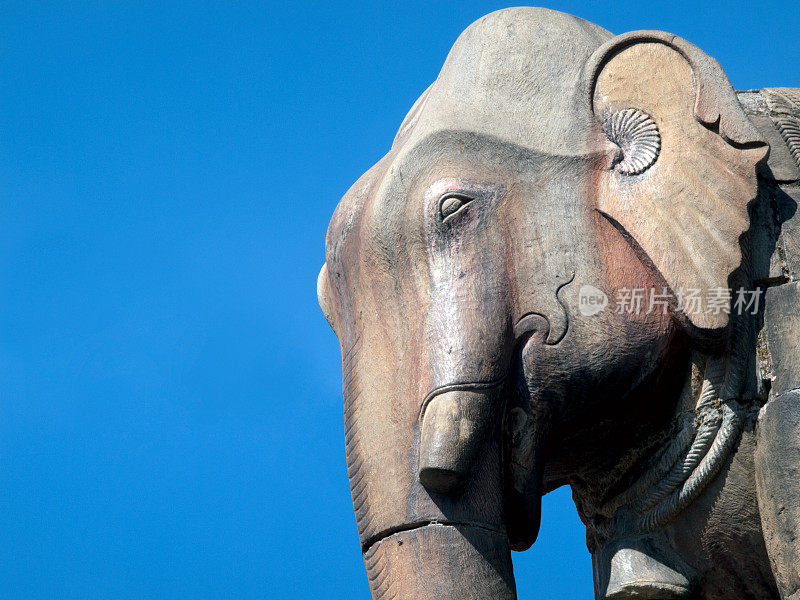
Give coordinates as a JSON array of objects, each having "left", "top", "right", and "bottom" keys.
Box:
[
  {"left": 755, "top": 390, "right": 800, "bottom": 599},
  {"left": 779, "top": 188, "right": 800, "bottom": 279},
  {"left": 751, "top": 115, "right": 800, "bottom": 183},
  {"left": 764, "top": 282, "right": 800, "bottom": 396}
]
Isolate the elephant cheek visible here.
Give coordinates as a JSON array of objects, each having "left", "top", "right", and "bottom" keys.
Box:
[{"left": 363, "top": 523, "right": 516, "bottom": 600}]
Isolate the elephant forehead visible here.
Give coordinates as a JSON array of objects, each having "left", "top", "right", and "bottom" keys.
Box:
[{"left": 408, "top": 7, "right": 613, "bottom": 156}]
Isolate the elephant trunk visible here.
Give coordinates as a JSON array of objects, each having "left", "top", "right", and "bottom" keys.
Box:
[{"left": 363, "top": 522, "right": 516, "bottom": 600}]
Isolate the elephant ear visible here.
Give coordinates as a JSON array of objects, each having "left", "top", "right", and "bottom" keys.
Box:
[{"left": 587, "top": 32, "right": 769, "bottom": 330}]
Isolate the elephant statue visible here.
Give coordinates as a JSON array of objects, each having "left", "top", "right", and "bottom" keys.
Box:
[{"left": 317, "top": 7, "right": 800, "bottom": 599}]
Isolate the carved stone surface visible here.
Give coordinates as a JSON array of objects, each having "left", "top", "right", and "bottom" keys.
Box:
[
  {"left": 602, "top": 108, "right": 661, "bottom": 175},
  {"left": 739, "top": 90, "right": 800, "bottom": 183},
  {"left": 779, "top": 189, "right": 800, "bottom": 279},
  {"left": 764, "top": 282, "right": 800, "bottom": 396},
  {"left": 318, "top": 8, "right": 798, "bottom": 599},
  {"left": 764, "top": 89, "right": 800, "bottom": 170},
  {"left": 756, "top": 390, "right": 800, "bottom": 599}
]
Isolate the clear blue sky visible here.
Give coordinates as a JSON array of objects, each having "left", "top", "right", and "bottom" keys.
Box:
[{"left": 0, "top": 2, "right": 796, "bottom": 598}]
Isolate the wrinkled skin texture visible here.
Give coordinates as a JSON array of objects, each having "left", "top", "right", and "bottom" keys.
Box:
[{"left": 318, "top": 7, "right": 797, "bottom": 600}]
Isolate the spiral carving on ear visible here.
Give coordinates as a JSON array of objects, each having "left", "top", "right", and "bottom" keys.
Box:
[{"left": 602, "top": 108, "right": 661, "bottom": 175}]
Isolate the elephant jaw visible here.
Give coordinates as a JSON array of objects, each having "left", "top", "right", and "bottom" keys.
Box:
[{"left": 363, "top": 521, "right": 516, "bottom": 600}]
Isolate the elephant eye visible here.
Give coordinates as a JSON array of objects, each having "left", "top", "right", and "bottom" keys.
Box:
[{"left": 439, "top": 193, "right": 473, "bottom": 222}]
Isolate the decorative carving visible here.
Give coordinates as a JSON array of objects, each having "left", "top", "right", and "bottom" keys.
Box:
[
  {"left": 777, "top": 118, "right": 800, "bottom": 167},
  {"left": 319, "top": 8, "right": 799, "bottom": 600},
  {"left": 764, "top": 88, "right": 800, "bottom": 169},
  {"left": 602, "top": 108, "right": 661, "bottom": 175},
  {"left": 596, "top": 355, "right": 751, "bottom": 539}
]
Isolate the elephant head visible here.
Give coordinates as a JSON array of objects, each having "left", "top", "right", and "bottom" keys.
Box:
[{"left": 318, "top": 8, "right": 795, "bottom": 599}]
